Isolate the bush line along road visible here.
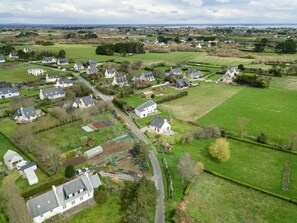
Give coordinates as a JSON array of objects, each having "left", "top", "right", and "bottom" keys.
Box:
[{"left": 75, "top": 71, "right": 165, "bottom": 223}]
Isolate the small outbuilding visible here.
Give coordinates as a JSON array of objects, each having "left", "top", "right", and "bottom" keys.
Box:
[{"left": 84, "top": 146, "right": 103, "bottom": 159}]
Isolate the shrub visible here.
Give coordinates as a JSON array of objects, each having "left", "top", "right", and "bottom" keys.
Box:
[
  {"left": 94, "top": 188, "right": 108, "bottom": 204},
  {"left": 209, "top": 138, "right": 231, "bottom": 162},
  {"left": 257, "top": 131, "right": 267, "bottom": 144},
  {"left": 194, "top": 125, "right": 221, "bottom": 139},
  {"left": 65, "top": 165, "right": 75, "bottom": 178}
]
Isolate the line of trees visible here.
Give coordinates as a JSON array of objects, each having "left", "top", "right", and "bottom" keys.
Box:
[
  {"left": 234, "top": 74, "right": 269, "bottom": 88},
  {"left": 95, "top": 42, "right": 145, "bottom": 55}
]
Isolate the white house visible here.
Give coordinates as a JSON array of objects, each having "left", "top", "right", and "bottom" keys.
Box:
[
  {"left": 149, "top": 117, "right": 171, "bottom": 135},
  {"left": 112, "top": 75, "right": 128, "bottom": 87},
  {"left": 23, "top": 48, "right": 32, "bottom": 53},
  {"left": 20, "top": 162, "right": 39, "bottom": 186},
  {"left": 74, "top": 62, "right": 84, "bottom": 70},
  {"left": 57, "top": 58, "right": 69, "bottom": 66},
  {"left": 27, "top": 173, "right": 101, "bottom": 223},
  {"left": 105, "top": 69, "right": 116, "bottom": 78},
  {"left": 86, "top": 64, "right": 97, "bottom": 74},
  {"left": 0, "top": 87, "right": 20, "bottom": 99},
  {"left": 40, "top": 87, "right": 65, "bottom": 100},
  {"left": 46, "top": 74, "right": 60, "bottom": 83},
  {"left": 73, "top": 95, "right": 95, "bottom": 109},
  {"left": 84, "top": 146, "right": 103, "bottom": 159},
  {"left": 133, "top": 72, "right": 155, "bottom": 82},
  {"left": 3, "top": 150, "right": 24, "bottom": 170},
  {"left": 55, "top": 79, "right": 74, "bottom": 88},
  {"left": 28, "top": 68, "right": 45, "bottom": 76},
  {"left": 219, "top": 67, "right": 240, "bottom": 83},
  {"left": 13, "top": 107, "right": 38, "bottom": 123},
  {"left": 42, "top": 56, "right": 57, "bottom": 64},
  {"left": 134, "top": 100, "right": 157, "bottom": 118},
  {"left": 0, "top": 55, "right": 5, "bottom": 63},
  {"left": 9, "top": 51, "right": 19, "bottom": 59}
]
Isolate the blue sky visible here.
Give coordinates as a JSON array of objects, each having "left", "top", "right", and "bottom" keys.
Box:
[{"left": 0, "top": 0, "right": 296, "bottom": 24}]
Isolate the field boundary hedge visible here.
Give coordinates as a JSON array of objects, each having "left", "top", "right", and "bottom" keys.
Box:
[
  {"left": 204, "top": 169, "right": 297, "bottom": 205},
  {"left": 226, "top": 135, "right": 297, "bottom": 156}
]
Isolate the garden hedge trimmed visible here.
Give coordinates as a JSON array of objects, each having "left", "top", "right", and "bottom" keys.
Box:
[{"left": 22, "top": 176, "right": 66, "bottom": 199}]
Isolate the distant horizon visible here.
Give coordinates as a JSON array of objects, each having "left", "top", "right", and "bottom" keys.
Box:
[{"left": 1, "top": 23, "right": 297, "bottom": 28}]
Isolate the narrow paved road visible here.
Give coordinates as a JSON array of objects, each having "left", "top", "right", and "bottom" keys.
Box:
[{"left": 75, "top": 73, "right": 165, "bottom": 223}]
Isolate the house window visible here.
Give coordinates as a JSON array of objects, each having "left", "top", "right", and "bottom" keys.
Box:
[
  {"left": 41, "top": 214, "right": 43, "bottom": 217},
  {"left": 88, "top": 193, "right": 90, "bottom": 197},
  {"left": 63, "top": 205, "right": 66, "bottom": 209},
  {"left": 80, "top": 197, "right": 84, "bottom": 201},
  {"left": 50, "top": 210, "right": 53, "bottom": 213},
  {"left": 71, "top": 201, "right": 75, "bottom": 205}
]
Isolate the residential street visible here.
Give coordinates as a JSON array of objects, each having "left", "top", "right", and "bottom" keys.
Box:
[{"left": 74, "top": 72, "right": 165, "bottom": 223}]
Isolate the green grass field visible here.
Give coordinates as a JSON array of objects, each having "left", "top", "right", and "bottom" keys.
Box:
[
  {"left": 15, "top": 44, "right": 257, "bottom": 66},
  {"left": 165, "top": 139, "right": 297, "bottom": 201},
  {"left": 35, "top": 113, "right": 128, "bottom": 152},
  {"left": 186, "top": 173, "right": 297, "bottom": 223},
  {"left": 160, "top": 82, "right": 241, "bottom": 121},
  {"left": 0, "top": 62, "right": 52, "bottom": 83},
  {"left": 198, "top": 87, "right": 297, "bottom": 145},
  {"left": 270, "top": 76, "right": 297, "bottom": 91},
  {"left": 68, "top": 196, "right": 122, "bottom": 223},
  {"left": 0, "top": 132, "right": 18, "bottom": 162}
]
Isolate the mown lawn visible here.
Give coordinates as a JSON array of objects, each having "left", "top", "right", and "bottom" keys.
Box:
[
  {"left": 160, "top": 82, "right": 241, "bottom": 121},
  {"left": 68, "top": 196, "right": 122, "bottom": 223},
  {"left": 165, "top": 139, "right": 297, "bottom": 201},
  {"left": 186, "top": 173, "right": 297, "bottom": 223},
  {"left": 198, "top": 87, "right": 297, "bottom": 145}
]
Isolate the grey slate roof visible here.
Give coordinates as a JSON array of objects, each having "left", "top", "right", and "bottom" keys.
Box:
[
  {"left": 63, "top": 179, "right": 86, "bottom": 197},
  {"left": 14, "top": 107, "right": 37, "bottom": 118},
  {"left": 0, "top": 87, "right": 19, "bottom": 94},
  {"left": 58, "top": 58, "right": 69, "bottom": 64},
  {"left": 0, "top": 82, "right": 12, "bottom": 88},
  {"left": 75, "top": 62, "right": 83, "bottom": 67},
  {"left": 48, "top": 74, "right": 60, "bottom": 79},
  {"left": 42, "top": 56, "right": 56, "bottom": 62},
  {"left": 171, "top": 68, "right": 182, "bottom": 75},
  {"left": 57, "top": 79, "right": 73, "bottom": 85},
  {"left": 89, "top": 174, "right": 101, "bottom": 188},
  {"left": 115, "top": 75, "right": 128, "bottom": 84},
  {"left": 20, "top": 162, "right": 36, "bottom": 171},
  {"left": 87, "top": 64, "right": 97, "bottom": 73},
  {"left": 150, "top": 117, "right": 165, "bottom": 129},
  {"left": 27, "top": 190, "right": 59, "bottom": 218},
  {"left": 75, "top": 96, "right": 95, "bottom": 107},
  {"left": 176, "top": 77, "right": 189, "bottom": 87},
  {"left": 88, "top": 60, "right": 96, "bottom": 65},
  {"left": 190, "top": 71, "right": 203, "bottom": 78},
  {"left": 41, "top": 87, "right": 65, "bottom": 97},
  {"left": 142, "top": 72, "right": 154, "bottom": 79},
  {"left": 10, "top": 51, "right": 18, "bottom": 57},
  {"left": 106, "top": 69, "right": 116, "bottom": 75},
  {"left": 135, "top": 100, "right": 156, "bottom": 113}
]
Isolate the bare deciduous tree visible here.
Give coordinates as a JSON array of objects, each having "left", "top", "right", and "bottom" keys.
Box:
[{"left": 178, "top": 153, "right": 204, "bottom": 184}]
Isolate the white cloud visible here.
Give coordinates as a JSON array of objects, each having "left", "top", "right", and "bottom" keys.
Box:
[{"left": 0, "top": 0, "right": 296, "bottom": 24}]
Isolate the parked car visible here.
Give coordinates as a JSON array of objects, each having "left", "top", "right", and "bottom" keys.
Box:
[
  {"left": 82, "top": 167, "right": 90, "bottom": 173},
  {"left": 76, "top": 169, "right": 83, "bottom": 175}
]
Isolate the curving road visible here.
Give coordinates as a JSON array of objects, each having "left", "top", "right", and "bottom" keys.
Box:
[{"left": 74, "top": 73, "right": 165, "bottom": 223}]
